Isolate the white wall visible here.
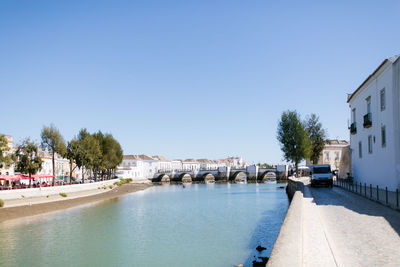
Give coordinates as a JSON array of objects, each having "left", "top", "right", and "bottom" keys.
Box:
[
  {"left": 0, "top": 179, "right": 119, "bottom": 200},
  {"left": 349, "top": 61, "right": 399, "bottom": 190}
]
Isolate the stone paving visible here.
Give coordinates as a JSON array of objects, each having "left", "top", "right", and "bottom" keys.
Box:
[{"left": 310, "top": 184, "right": 400, "bottom": 267}]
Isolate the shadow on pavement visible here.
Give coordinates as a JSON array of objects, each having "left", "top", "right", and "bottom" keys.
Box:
[{"left": 309, "top": 185, "right": 400, "bottom": 237}]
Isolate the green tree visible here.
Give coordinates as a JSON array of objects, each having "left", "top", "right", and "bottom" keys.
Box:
[
  {"left": 41, "top": 124, "right": 67, "bottom": 185},
  {"left": 14, "top": 139, "right": 42, "bottom": 187},
  {"left": 66, "top": 138, "right": 80, "bottom": 183},
  {"left": 0, "top": 134, "right": 12, "bottom": 169},
  {"left": 305, "top": 114, "right": 326, "bottom": 164},
  {"left": 77, "top": 129, "right": 101, "bottom": 183},
  {"left": 277, "top": 110, "right": 310, "bottom": 177}
]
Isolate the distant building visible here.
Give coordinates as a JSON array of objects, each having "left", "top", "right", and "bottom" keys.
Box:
[
  {"left": 182, "top": 159, "right": 200, "bottom": 172},
  {"left": 306, "top": 140, "right": 350, "bottom": 179},
  {"left": 347, "top": 54, "right": 400, "bottom": 190},
  {"left": 38, "top": 150, "right": 69, "bottom": 178},
  {"left": 0, "top": 134, "right": 14, "bottom": 175}
]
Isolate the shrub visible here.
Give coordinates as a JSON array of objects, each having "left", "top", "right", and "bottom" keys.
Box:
[
  {"left": 46, "top": 195, "right": 49, "bottom": 198},
  {"left": 59, "top": 193, "right": 67, "bottom": 197},
  {"left": 117, "top": 178, "right": 133, "bottom": 186},
  {"left": 109, "top": 185, "right": 113, "bottom": 189},
  {"left": 0, "top": 199, "right": 4, "bottom": 207},
  {"left": 98, "top": 187, "right": 101, "bottom": 189}
]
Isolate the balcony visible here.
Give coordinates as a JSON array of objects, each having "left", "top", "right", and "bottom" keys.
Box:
[
  {"left": 363, "top": 113, "right": 372, "bottom": 128},
  {"left": 350, "top": 122, "right": 357, "bottom": 134}
]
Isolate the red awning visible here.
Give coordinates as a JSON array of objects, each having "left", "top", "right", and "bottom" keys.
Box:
[
  {"left": 30, "top": 174, "right": 54, "bottom": 179},
  {"left": 0, "top": 174, "right": 25, "bottom": 181}
]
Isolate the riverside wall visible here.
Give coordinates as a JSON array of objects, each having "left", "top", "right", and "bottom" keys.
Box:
[
  {"left": 267, "top": 178, "right": 304, "bottom": 267},
  {"left": 0, "top": 179, "right": 121, "bottom": 200}
]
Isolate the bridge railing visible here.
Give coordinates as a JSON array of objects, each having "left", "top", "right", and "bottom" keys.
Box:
[{"left": 334, "top": 178, "right": 399, "bottom": 210}]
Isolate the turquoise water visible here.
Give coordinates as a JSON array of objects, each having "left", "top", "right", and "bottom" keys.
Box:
[{"left": 0, "top": 183, "right": 289, "bottom": 267}]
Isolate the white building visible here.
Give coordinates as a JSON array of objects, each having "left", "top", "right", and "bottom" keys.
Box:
[
  {"left": 347, "top": 54, "right": 400, "bottom": 190},
  {"left": 306, "top": 140, "right": 350, "bottom": 179},
  {"left": 153, "top": 155, "right": 172, "bottom": 172},
  {"left": 171, "top": 160, "right": 183, "bottom": 171},
  {"left": 197, "top": 159, "right": 218, "bottom": 170},
  {"left": 117, "top": 154, "right": 160, "bottom": 179},
  {"left": 182, "top": 159, "right": 200, "bottom": 172}
]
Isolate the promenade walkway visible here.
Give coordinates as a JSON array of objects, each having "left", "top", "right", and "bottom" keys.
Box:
[
  {"left": 310, "top": 184, "right": 400, "bottom": 266},
  {"left": 268, "top": 178, "right": 400, "bottom": 267}
]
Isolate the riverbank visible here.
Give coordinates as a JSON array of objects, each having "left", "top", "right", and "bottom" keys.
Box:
[{"left": 0, "top": 182, "right": 152, "bottom": 223}]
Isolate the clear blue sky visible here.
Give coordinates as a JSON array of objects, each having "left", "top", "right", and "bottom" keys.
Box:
[{"left": 1, "top": 0, "right": 399, "bottom": 164}]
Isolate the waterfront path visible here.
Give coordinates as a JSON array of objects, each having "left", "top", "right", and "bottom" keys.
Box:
[
  {"left": 310, "top": 184, "right": 400, "bottom": 266},
  {"left": 268, "top": 178, "right": 400, "bottom": 267}
]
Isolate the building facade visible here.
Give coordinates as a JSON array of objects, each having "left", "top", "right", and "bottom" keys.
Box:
[
  {"left": 348, "top": 54, "right": 400, "bottom": 190},
  {"left": 306, "top": 140, "right": 350, "bottom": 179}
]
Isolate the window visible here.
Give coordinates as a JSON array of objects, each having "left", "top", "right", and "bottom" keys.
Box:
[
  {"left": 352, "top": 108, "right": 356, "bottom": 123},
  {"left": 366, "top": 96, "right": 371, "bottom": 114},
  {"left": 368, "top": 135, "right": 373, "bottom": 154},
  {"left": 335, "top": 152, "right": 340, "bottom": 161},
  {"left": 325, "top": 152, "right": 330, "bottom": 162},
  {"left": 381, "top": 126, "right": 386, "bottom": 147},
  {"left": 380, "top": 88, "right": 386, "bottom": 111},
  {"left": 359, "top": 141, "right": 362, "bottom": 158}
]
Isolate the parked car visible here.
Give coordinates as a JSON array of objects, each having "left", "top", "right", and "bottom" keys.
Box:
[{"left": 309, "top": 164, "right": 333, "bottom": 188}]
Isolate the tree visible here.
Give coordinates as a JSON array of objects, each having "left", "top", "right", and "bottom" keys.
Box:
[
  {"left": 41, "top": 124, "right": 67, "bottom": 185},
  {"left": 66, "top": 138, "right": 80, "bottom": 183},
  {"left": 277, "top": 110, "right": 310, "bottom": 177},
  {"left": 14, "top": 139, "right": 42, "bottom": 187},
  {"left": 76, "top": 129, "right": 101, "bottom": 183},
  {"left": 0, "top": 134, "right": 12, "bottom": 169},
  {"left": 305, "top": 114, "right": 326, "bottom": 164}
]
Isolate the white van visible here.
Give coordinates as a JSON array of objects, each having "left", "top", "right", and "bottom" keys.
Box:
[{"left": 309, "top": 164, "right": 333, "bottom": 187}]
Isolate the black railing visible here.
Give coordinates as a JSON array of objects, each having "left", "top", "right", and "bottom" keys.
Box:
[
  {"left": 350, "top": 122, "right": 357, "bottom": 134},
  {"left": 363, "top": 113, "right": 372, "bottom": 128},
  {"left": 335, "top": 178, "right": 399, "bottom": 209}
]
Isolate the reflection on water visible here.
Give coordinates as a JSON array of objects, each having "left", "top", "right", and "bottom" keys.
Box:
[{"left": 0, "top": 183, "right": 289, "bottom": 267}]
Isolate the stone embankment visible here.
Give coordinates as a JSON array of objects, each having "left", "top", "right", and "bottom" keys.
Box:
[{"left": 268, "top": 177, "right": 400, "bottom": 267}]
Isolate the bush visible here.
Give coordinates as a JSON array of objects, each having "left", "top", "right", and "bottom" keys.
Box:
[
  {"left": 117, "top": 178, "right": 133, "bottom": 186},
  {"left": 59, "top": 193, "right": 67, "bottom": 197},
  {"left": 109, "top": 185, "right": 113, "bottom": 189},
  {"left": 0, "top": 199, "right": 4, "bottom": 207}
]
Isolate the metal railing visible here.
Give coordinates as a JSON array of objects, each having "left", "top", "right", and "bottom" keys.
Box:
[
  {"left": 363, "top": 113, "right": 372, "bottom": 128},
  {"left": 335, "top": 178, "right": 399, "bottom": 210},
  {"left": 350, "top": 122, "right": 357, "bottom": 134}
]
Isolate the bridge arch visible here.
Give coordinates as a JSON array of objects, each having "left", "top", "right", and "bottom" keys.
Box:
[
  {"left": 152, "top": 174, "right": 170, "bottom": 183},
  {"left": 203, "top": 173, "right": 215, "bottom": 183},
  {"left": 259, "top": 171, "right": 276, "bottom": 182},
  {"left": 179, "top": 173, "right": 192, "bottom": 183},
  {"left": 231, "top": 171, "right": 247, "bottom": 183}
]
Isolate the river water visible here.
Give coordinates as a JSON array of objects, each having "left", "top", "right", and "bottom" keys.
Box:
[{"left": 0, "top": 183, "right": 289, "bottom": 267}]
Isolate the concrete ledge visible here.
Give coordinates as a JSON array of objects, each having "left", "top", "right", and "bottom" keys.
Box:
[
  {"left": 267, "top": 178, "right": 303, "bottom": 267},
  {"left": 0, "top": 179, "right": 120, "bottom": 200}
]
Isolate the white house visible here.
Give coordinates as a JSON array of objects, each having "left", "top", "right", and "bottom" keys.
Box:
[
  {"left": 153, "top": 155, "right": 172, "bottom": 172},
  {"left": 347, "top": 54, "right": 400, "bottom": 190},
  {"left": 306, "top": 140, "right": 350, "bottom": 179},
  {"left": 171, "top": 160, "right": 183, "bottom": 171},
  {"left": 117, "top": 154, "right": 160, "bottom": 179},
  {"left": 182, "top": 159, "right": 200, "bottom": 172}
]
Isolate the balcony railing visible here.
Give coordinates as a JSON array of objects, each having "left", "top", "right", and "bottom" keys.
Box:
[
  {"left": 363, "top": 113, "right": 372, "bottom": 128},
  {"left": 350, "top": 122, "right": 357, "bottom": 135}
]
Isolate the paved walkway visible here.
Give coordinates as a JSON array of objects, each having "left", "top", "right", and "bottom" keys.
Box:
[{"left": 307, "top": 183, "right": 400, "bottom": 266}]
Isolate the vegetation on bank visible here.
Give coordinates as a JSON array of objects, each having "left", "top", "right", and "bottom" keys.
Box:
[
  {"left": 59, "top": 193, "right": 67, "bottom": 197},
  {"left": 0, "top": 124, "right": 123, "bottom": 186},
  {"left": 115, "top": 178, "right": 133, "bottom": 186},
  {"left": 0, "top": 199, "right": 4, "bottom": 207},
  {"left": 277, "top": 111, "right": 326, "bottom": 176}
]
